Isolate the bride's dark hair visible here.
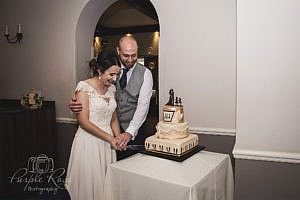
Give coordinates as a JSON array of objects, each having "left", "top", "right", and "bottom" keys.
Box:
[{"left": 89, "top": 50, "right": 120, "bottom": 76}]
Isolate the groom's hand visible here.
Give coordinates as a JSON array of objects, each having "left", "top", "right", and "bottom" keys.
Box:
[
  {"left": 116, "top": 133, "right": 133, "bottom": 150},
  {"left": 69, "top": 96, "right": 83, "bottom": 113}
]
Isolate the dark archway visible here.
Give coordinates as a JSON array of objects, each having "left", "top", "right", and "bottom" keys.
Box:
[{"left": 94, "top": 0, "right": 160, "bottom": 139}]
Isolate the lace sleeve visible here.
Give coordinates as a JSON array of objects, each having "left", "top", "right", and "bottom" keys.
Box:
[{"left": 74, "top": 81, "right": 91, "bottom": 94}]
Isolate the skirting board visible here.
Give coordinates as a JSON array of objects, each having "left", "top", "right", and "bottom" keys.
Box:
[
  {"left": 189, "top": 126, "right": 236, "bottom": 137},
  {"left": 233, "top": 148, "right": 300, "bottom": 164}
]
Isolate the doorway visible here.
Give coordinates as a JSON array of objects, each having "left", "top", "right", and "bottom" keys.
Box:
[{"left": 94, "top": 0, "right": 160, "bottom": 139}]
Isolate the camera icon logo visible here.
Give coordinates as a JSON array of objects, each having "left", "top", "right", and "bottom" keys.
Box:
[{"left": 27, "top": 154, "right": 54, "bottom": 173}]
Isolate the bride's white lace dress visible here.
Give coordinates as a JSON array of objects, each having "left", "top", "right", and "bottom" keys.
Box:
[{"left": 65, "top": 81, "right": 117, "bottom": 200}]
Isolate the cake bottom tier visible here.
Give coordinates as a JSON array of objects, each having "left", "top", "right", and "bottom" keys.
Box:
[{"left": 145, "top": 134, "right": 199, "bottom": 155}]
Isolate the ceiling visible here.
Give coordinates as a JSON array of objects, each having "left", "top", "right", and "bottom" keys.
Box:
[{"left": 95, "top": 0, "right": 159, "bottom": 36}]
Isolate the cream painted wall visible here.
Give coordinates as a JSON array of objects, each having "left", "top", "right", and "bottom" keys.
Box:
[
  {"left": 234, "top": 0, "right": 300, "bottom": 162},
  {"left": 0, "top": 0, "right": 87, "bottom": 117},
  {"left": 152, "top": 0, "right": 236, "bottom": 132}
]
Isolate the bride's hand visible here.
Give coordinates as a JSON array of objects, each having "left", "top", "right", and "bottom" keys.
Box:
[{"left": 110, "top": 137, "right": 120, "bottom": 150}]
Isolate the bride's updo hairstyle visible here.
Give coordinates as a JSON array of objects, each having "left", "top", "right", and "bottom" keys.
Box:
[{"left": 89, "top": 50, "right": 120, "bottom": 76}]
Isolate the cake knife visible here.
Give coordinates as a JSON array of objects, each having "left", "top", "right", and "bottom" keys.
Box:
[{"left": 126, "top": 144, "right": 145, "bottom": 151}]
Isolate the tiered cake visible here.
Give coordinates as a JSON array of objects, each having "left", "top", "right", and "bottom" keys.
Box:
[{"left": 145, "top": 89, "right": 199, "bottom": 155}]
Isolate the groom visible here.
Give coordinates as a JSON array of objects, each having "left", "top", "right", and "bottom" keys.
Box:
[{"left": 70, "top": 35, "right": 153, "bottom": 160}]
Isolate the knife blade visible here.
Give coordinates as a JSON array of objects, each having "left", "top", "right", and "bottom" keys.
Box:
[{"left": 126, "top": 145, "right": 145, "bottom": 151}]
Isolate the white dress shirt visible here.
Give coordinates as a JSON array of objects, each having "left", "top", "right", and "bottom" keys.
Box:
[{"left": 120, "top": 63, "right": 153, "bottom": 138}]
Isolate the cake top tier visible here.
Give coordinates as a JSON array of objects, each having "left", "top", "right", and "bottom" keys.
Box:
[{"left": 162, "top": 105, "right": 184, "bottom": 123}]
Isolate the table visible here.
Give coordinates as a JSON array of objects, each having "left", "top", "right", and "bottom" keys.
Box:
[{"left": 104, "top": 151, "right": 234, "bottom": 200}]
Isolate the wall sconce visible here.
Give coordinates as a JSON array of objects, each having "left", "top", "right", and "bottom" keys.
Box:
[
  {"left": 148, "top": 61, "right": 156, "bottom": 70},
  {"left": 4, "top": 24, "right": 23, "bottom": 44}
]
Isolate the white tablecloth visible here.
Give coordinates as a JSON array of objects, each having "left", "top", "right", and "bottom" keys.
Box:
[{"left": 104, "top": 151, "right": 234, "bottom": 200}]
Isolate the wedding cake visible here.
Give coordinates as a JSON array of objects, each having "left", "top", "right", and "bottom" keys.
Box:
[{"left": 145, "top": 89, "right": 199, "bottom": 155}]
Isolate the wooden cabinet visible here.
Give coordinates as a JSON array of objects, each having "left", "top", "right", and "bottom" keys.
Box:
[{"left": 0, "top": 99, "right": 56, "bottom": 198}]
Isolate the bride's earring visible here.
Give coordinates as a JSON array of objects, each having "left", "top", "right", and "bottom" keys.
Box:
[{"left": 97, "top": 70, "right": 102, "bottom": 80}]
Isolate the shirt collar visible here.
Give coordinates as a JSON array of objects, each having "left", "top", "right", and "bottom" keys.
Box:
[{"left": 121, "top": 62, "right": 137, "bottom": 72}]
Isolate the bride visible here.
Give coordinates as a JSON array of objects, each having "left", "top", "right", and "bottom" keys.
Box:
[{"left": 65, "top": 51, "right": 122, "bottom": 200}]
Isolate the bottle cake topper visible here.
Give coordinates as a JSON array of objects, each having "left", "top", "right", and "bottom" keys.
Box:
[
  {"left": 178, "top": 97, "right": 182, "bottom": 106},
  {"left": 166, "top": 89, "right": 183, "bottom": 106},
  {"left": 166, "top": 89, "right": 174, "bottom": 106}
]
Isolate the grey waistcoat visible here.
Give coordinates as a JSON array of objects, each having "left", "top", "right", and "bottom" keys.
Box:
[{"left": 116, "top": 63, "right": 146, "bottom": 130}]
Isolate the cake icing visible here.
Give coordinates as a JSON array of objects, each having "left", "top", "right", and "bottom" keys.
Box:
[
  {"left": 162, "top": 105, "right": 184, "bottom": 123},
  {"left": 156, "top": 96, "right": 189, "bottom": 139},
  {"left": 156, "top": 121, "right": 189, "bottom": 139},
  {"left": 145, "top": 134, "right": 198, "bottom": 155},
  {"left": 145, "top": 89, "right": 199, "bottom": 155}
]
